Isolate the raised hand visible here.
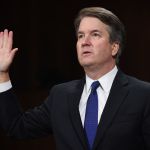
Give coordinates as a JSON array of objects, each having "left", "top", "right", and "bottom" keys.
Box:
[{"left": 0, "top": 29, "right": 18, "bottom": 73}]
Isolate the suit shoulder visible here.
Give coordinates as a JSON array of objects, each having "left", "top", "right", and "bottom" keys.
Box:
[
  {"left": 126, "top": 74, "right": 150, "bottom": 90},
  {"left": 56, "top": 79, "right": 82, "bottom": 87},
  {"left": 50, "top": 79, "right": 84, "bottom": 92}
]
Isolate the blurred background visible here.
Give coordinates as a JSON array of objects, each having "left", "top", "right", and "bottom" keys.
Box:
[{"left": 0, "top": 0, "right": 150, "bottom": 149}]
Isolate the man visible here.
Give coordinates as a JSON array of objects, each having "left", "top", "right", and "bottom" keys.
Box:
[{"left": 0, "top": 7, "right": 150, "bottom": 150}]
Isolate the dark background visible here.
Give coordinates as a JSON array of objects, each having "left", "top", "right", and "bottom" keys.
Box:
[{"left": 0, "top": 0, "right": 150, "bottom": 149}]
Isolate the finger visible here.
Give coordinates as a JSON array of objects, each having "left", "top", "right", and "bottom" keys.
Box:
[
  {"left": 6, "top": 31, "right": 13, "bottom": 51},
  {"left": 0, "top": 32, "right": 4, "bottom": 49},
  {"left": 3, "top": 29, "right": 9, "bottom": 49}
]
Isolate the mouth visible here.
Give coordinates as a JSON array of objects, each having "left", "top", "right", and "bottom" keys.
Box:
[{"left": 82, "top": 51, "right": 92, "bottom": 56}]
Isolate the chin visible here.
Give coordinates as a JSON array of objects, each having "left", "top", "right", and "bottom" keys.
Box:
[
  {"left": 80, "top": 62, "right": 94, "bottom": 68},
  {"left": 79, "top": 58, "right": 94, "bottom": 65}
]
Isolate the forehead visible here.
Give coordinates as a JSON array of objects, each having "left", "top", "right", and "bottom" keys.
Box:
[{"left": 78, "top": 16, "right": 108, "bottom": 32}]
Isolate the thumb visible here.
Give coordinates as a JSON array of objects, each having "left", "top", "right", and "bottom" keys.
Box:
[{"left": 10, "top": 48, "right": 18, "bottom": 61}]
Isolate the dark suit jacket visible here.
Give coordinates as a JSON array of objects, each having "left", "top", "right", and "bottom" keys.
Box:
[{"left": 0, "top": 70, "right": 150, "bottom": 150}]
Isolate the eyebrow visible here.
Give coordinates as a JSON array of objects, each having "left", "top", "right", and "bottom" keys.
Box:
[{"left": 77, "top": 29, "right": 102, "bottom": 35}]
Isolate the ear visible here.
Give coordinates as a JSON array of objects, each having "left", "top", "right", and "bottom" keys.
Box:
[{"left": 111, "top": 42, "right": 119, "bottom": 56}]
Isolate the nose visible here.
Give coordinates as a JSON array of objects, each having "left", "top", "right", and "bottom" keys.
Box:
[{"left": 82, "top": 35, "right": 91, "bottom": 46}]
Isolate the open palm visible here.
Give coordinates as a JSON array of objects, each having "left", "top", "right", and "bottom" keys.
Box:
[{"left": 0, "top": 29, "right": 18, "bottom": 72}]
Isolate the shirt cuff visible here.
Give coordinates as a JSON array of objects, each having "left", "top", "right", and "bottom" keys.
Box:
[{"left": 0, "top": 80, "right": 12, "bottom": 93}]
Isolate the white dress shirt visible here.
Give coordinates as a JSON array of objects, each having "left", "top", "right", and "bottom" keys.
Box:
[
  {"left": 79, "top": 66, "right": 118, "bottom": 126},
  {"left": 0, "top": 80, "right": 12, "bottom": 92}
]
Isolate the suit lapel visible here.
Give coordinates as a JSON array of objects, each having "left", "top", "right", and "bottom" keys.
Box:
[
  {"left": 93, "top": 71, "right": 129, "bottom": 149},
  {"left": 68, "top": 78, "right": 88, "bottom": 149}
]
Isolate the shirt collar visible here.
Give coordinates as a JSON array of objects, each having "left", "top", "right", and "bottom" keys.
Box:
[{"left": 85, "top": 66, "right": 118, "bottom": 93}]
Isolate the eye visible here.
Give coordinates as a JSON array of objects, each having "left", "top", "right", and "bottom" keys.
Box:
[
  {"left": 92, "top": 32, "right": 101, "bottom": 38},
  {"left": 77, "top": 34, "right": 84, "bottom": 39}
]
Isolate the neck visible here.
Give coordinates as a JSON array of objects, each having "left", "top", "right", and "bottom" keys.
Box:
[
  {"left": 84, "top": 63, "right": 116, "bottom": 80},
  {"left": 0, "top": 72, "right": 10, "bottom": 83}
]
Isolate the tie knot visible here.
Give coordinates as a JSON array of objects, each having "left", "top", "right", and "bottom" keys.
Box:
[{"left": 91, "top": 81, "right": 100, "bottom": 91}]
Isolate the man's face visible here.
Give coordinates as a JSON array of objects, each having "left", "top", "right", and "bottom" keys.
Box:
[{"left": 76, "top": 17, "right": 118, "bottom": 70}]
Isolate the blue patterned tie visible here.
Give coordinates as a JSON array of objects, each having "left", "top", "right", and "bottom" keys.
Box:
[{"left": 84, "top": 81, "right": 100, "bottom": 149}]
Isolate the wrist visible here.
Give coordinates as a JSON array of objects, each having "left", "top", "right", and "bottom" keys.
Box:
[{"left": 0, "top": 72, "right": 10, "bottom": 83}]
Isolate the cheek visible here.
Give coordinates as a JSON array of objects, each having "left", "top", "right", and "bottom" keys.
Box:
[
  {"left": 95, "top": 44, "right": 112, "bottom": 57},
  {"left": 76, "top": 42, "right": 81, "bottom": 54},
  {"left": 76, "top": 42, "right": 79, "bottom": 50}
]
